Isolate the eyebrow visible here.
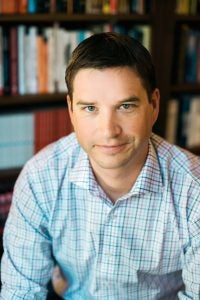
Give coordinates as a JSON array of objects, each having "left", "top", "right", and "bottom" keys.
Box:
[{"left": 76, "top": 97, "right": 140, "bottom": 106}]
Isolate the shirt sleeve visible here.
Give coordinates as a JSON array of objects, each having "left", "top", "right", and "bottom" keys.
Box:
[
  {"left": 178, "top": 187, "right": 200, "bottom": 299},
  {"left": 0, "top": 162, "right": 54, "bottom": 300}
]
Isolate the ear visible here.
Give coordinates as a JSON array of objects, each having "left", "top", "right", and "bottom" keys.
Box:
[
  {"left": 66, "top": 95, "right": 74, "bottom": 126},
  {"left": 151, "top": 88, "right": 160, "bottom": 125}
]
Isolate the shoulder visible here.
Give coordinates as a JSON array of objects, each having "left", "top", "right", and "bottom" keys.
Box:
[
  {"left": 17, "top": 133, "right": 82, "bottom": 186},
  {"left": 13, "top": 133, "right": 83, "bottom": 214},
  {"left": 151, "top": 133, "right": 200, "bottom": 185}
]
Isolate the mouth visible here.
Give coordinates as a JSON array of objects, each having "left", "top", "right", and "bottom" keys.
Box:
[{"left": 95, "top": 143, "right": 128, "bottom": 155}]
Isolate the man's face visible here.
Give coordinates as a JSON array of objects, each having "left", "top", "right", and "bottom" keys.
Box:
[{"left": 67, "top": 67, "right": 159, "bottom": 174}]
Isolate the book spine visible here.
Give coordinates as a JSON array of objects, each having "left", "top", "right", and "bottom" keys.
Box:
[
  {"left": 28, "top": 0, "right": 37, "bottom": 13},
  {"left": 19, "top": 0, "right": 27, "bottom": 13},
  {"left": 18, "top": 25, "right": 26, "bottom": 95},
  {"left": 2, "top": 27, "right": 10, "bottom": 95},
  {"left": 0, "top": 27, "right": 3, "bottom": 95},
  {"left": 165, "top": 98, "right": 179, "bottom": 144},
  {"left": 10, "top": 26, "right": 18, "bottom": 95}
]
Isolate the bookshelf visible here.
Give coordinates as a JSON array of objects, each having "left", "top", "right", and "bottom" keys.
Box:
[
  {"left": 0, "top": 1, "right": 156, "bottom": 264},
  {"left": 160, "top": 1, "right": 200, "bottom": 154},
  {"left": 0, "top": 1, "right": 199, "bottom": 172},
  {"left": 0, "top": 0, "right": 200, "bottom": 218}
]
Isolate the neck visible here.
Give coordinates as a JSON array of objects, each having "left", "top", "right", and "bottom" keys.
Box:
[
  {"left": 91, "top": 148, "right": 148, "bottom": 203},
  {"left": 94, "top": 171, "right": 137, "bottom": 203}
]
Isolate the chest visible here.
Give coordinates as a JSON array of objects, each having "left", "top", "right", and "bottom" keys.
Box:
[{"left": 51, "top": 190, "right": 185, "bottom": 277}]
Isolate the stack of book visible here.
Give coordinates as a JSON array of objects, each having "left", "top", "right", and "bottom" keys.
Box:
[
  {"left": 0, "top": 0, "right": 152, "bottom": 15},
  {"left": 165, "top": 95, "right": 200, "bottom": 149},
  {"left": 175, "top": 26, "right": 200, "bottom": 84},
  {"left": 0, "top": 107, "right": 72, "bottom": 170},
  {"left": 0, "top": 191, "right": 13, "bottom": 235},
  {"left": 175, "top": 0, "right": 200, "bottom": 14},
  {"left": 0, "top": 24, "right": 151, "bottom": 96}
]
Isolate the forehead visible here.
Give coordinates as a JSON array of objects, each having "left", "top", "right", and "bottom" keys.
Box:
[
  {"left": 73, "top": 67, "right": 143, "bottom": 91},
  {"left": 72, "top": 67, "right": 148, "bottom": 104}
]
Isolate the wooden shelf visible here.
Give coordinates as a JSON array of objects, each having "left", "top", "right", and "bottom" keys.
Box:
[
  {"left": 0, "top": 167, "right": 20, "bottom": 178},
  {"left": 174, "top": 13, "right": 200, "bottom": 22},
  {"left": 0, "top": 93, "right": 67, "bottom": 109},
  {"left": 0, "top": 13, "right": 152, "bottom": 24},
  {"left": 170, "top": 83, "right": 200, "bottom": 94}
]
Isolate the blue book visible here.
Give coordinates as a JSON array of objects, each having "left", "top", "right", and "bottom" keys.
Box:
[
  {"left": 184, "top": 29, "right": 198, "bottom": 83},
  {"left": 28, "top": 0, "right": 37, "bottom": 13}
]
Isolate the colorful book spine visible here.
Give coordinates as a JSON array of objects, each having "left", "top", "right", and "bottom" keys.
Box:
[
  {"left": 0, "top": 27, "right": 3, "bottom": 96},
  {"left": 10, "top": 26, "right": 18, "bottom": 95},
  {"left": 18, "top": 25, "right": 26, "bottom": 95}
]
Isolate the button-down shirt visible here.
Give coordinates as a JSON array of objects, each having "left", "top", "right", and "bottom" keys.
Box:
[{"left": 1, "top": 133, "right": 200, "bottom": 299}]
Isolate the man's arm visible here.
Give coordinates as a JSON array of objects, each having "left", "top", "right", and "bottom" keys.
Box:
[
  {"left": 178, "top": 188, "right": 200, "bottom": 299},
  {"left": 0, "top": 163, "right": 54, "bottom": 299}
]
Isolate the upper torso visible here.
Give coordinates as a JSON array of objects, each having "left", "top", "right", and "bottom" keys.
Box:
[{"left": 1, "top": 133, "right": 200, "bottom": 299}]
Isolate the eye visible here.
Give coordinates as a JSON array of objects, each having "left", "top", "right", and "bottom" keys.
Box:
[
  {"left": 119, "top": 103, "right": 137, "bottom": 111},
  {"left": 83, "top": 105, "right": 96, "bottom": 112}
]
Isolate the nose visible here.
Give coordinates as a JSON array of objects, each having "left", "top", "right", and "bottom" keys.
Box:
[{"left": 99, "top": 111, "right": 122, "bottom": 139}]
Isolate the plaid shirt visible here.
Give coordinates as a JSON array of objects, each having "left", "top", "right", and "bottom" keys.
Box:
[{"left": 1, "top": 133, "right": 200, "bottom": 299}]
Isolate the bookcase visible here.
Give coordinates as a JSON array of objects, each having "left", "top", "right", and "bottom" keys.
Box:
[
  {"left": 160, "top": 1, "right": 200, "bottom": 154},
  {"left": 0, "top": 0, "right": 200, "bottom": 255}
]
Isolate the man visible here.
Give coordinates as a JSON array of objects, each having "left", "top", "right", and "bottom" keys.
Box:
[{"left": 1, "top": 32, "right": 200, "bottom": 299}]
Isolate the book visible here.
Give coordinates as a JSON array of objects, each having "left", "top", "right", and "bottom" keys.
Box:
[
  {"left": 0, "top": 113, "right": 34, "bottom": 169},
  {"left": 0, "top": 191, "right": 13, "bottom": 235},
  {"left": 177, "top": 95, "right": 191, "bottom": 147},
  {"left": 25, "top": 26, "right": 38, "bottom": 93},
  {"left": 18, "top": 25, "right": 26, "bottom": 94},
  {"left": 34, "top": 107, "right": 72, "bottom": 153},
  {"left": 176, "top": 25, "right": 190, "bottom": 84},
  {"left": 28, "top": 0, "right": 37, "bottom": 13},
  {"left": 186, "top": 96, "right": 200, "bottom": 148},
  {"left": 2, "top": 27, "right": 10, "bottom": 95},
  {"left": 184, "top": 29, "right": 198, "bottom": 83},
  {"left": 85, "top": 0, "right": 102, "bottom": 14},
  {"left": 37, "top": 30, "right": 48, "bottom": 93},
  {"left": 18, "top": 0, "right": 27, "bottom": 13},
  {"left": 0, "top": 27, "right": 3, "bottom": 95},
  {"left": 165, "top": 98, "right": 179, "bottom": 144},
  {"left": 10, "top": 26, "right": 18, "bottom": 95},
  {"left": 0, "top": 107, "right": 72, "bottom": 169}
]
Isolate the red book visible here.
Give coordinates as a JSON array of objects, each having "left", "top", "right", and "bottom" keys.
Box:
[
  {"left": 110, "top": 0, "right": 118, "bottom": 14},
  {"left": 1, "top": 0, "right": 18, "bottom": 13},
  {"left": 18, "top": 0, "right": 27, "bottom": 13},
  {"left": 10, "top": 26, "right": 18, "bottom": 95},
  {"left": 56, "top": 108, "right": 73, "bottom": 140},
  {"left": 34, "top": 109, "right": 56, "bottom": 153},
  {"left": 34, "top": 107, "right": 73, "bottom": 153}
]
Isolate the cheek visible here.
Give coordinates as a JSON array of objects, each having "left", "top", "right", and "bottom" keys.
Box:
[
  {"left": 73, "top": 118, "right": 94, "bottom": 140},
  {"left": 127, "top": 113, "right": 153, "bottom": 137}
]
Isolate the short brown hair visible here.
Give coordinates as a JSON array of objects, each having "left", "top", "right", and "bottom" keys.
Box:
[{"left": 65, "top": 32, "right": 156, "bottom": 102}]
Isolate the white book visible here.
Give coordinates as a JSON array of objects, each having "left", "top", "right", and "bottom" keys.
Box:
[
  {"left": 18, "top": 25, "right": 26, "bottom": 95},
  {"left": 45, "top": 27, "right": 54, "bottom": 93},
  {"left": 165, "top": 98, "right": 179, "bottom": 144},
  {"left": 59, "top": 28, "right": 70, "bottom": 92},
  {"left": 186, "top": 97, "right": 200, "bottom": 148},
  {"left": 25, "top": 26, "right": 38, "bottom": 94},
  {"left": 0, "top": 113, "right": 34, "bottom": 169},
  {"left": 52, "top": 22, "right": 60, "bottom": 92}
]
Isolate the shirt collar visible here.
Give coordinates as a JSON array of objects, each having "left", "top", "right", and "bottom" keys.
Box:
[
  {"left": 128, "top": 140, "right": 164, "bottom": 196},
  {"left": 69, "top": 139, "right": 164, "bottom": 195},
  {"left": 69, "top": 149, "right": 94, "bottom": 190}
]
